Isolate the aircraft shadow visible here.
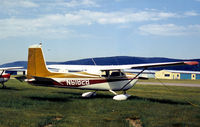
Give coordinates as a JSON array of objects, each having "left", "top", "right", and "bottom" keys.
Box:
[
  {"left": 93, "top": 94, "right": 113, "bottom": 99},
  {"left": 52, "top": 91, "right": 189, "bottom": 105},
  {"left": 129, "top": 96, "right": 189, "bottom": 105},
  {"left": 56, "top": 91, "right": 81, "bottom": 96},
  {"left": 93, "top": 95, "right": 189, "bottom": 105},
  {"left": 0, "top": 87, "right": 21, "bottom": 91},
  {"left": 27, "top": 96, "right": 70, "bottom": 102},
  {"left": 56, "top": 91, "right": 113, "bottom": 99}
]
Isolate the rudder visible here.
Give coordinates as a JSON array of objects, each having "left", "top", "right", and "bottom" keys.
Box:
[{"left": 27, "top": 44, "right": 52, "bottom": 78}]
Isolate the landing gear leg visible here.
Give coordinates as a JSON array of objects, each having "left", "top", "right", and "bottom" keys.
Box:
[
  {"left": 124, "top": 91, "right": 131, "bottom": 98},
  {"left": 1, "top": 82, "right": 6, "bottom": 89},
  {"left": 109, "top": 90, "right": 117, "bottom": 95}
]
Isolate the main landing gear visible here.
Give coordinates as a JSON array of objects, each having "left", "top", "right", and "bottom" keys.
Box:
[
  {"left": 1, "top": 82, "right": 6, "bottom": 89},
  {"left": 82, "top": 92, "right": 96, "bottom": 98},
  {"left": 81, "top": 90, "right": 130, "bottom": 101},
  {"left": 110, "top": 90, "right": 131, "bottom": 101}
]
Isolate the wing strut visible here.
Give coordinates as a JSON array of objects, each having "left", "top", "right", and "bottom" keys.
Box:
[
  {"left": 0, "top": 70, "right": 6, "bottom": 88},
  {"left": 120, "top": 68, "right": 146, "bottom": 91},
  {"left": 0, "top": 70, "right": 5, "bottom": 76}
]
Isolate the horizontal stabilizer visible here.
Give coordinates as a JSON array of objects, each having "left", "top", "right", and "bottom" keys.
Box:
[
  {"left": 15, "top": 76, "right": 27, "bottom": 82},
  {"left": 33, "top": 76, "right": 63, "bottom": 86}
]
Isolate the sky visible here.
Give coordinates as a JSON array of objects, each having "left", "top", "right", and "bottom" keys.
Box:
[{"left": 0, "top": 0, "right": 200, "bottom": 65}]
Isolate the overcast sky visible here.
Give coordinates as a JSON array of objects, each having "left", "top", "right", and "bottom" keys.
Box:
[{"left": 0, "top": 0, "right": 200, "bottom": 65}]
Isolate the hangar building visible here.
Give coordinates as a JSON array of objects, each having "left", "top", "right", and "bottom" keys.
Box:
[{"left": 155, "top": 70, "right": 200, "bottom": 80}]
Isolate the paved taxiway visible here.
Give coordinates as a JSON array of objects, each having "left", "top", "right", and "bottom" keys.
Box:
[{"left": 138, "top": 82, "right": 200, "bottom": 87}]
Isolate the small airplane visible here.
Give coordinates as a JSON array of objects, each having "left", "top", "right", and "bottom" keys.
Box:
[
  {"left": 24, "top": 44, "right": 198, "bottom": 100},
  {"left": 0, "top": 67, "right": 23, "bottom": 88}
]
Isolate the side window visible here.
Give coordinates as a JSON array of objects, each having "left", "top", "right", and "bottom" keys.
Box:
[
  {"left": 164, "top": 74, "right": 170, "bottom": 77},
  {"left": 101, "top": 70, "right": 109, "bottom": 77},
  {"left": 101, "top": 70, "right": 125, "bottom": 77},
  {"left": 110, "top": 71, "right": 125, "bottom": 77},
  {"left": 110, "top": 72, "right": 121, "bottom": 76}
]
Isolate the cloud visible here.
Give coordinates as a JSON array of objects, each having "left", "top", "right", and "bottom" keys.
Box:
[
  {"left": 138, "top": 24, "right": 200, "bottom": 36},
  {"left": 63, "top": 0, "right": 99, "bottom": 7},
  {"left": 184, "top": 11, "right": 199, "bottom": 16},
  {"left": 0, "top": 10, "right": 196, "bottom": 39},
  {"left": 1, "top": 0, "right": 39, "bottom": 8},
  {"left": 36, "top": 0, "right": 99, "bottom": 9},
  {"left": 0, "top": 0, "right": 39, "bottom": 16},
  {"left": 62, "top": 10, "right": 178, "bottom": 24},
  {"left": 0, "top": 18, "right": 72, "bottom": 39}
]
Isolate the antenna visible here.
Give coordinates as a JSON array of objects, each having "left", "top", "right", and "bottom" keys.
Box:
[{"left": 91, "top": 58, "right": 97, "bottom": 66}]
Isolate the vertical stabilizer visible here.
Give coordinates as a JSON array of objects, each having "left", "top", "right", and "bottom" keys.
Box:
[{"left": 27, "top": 44, "right": 52, "bottom": 78}]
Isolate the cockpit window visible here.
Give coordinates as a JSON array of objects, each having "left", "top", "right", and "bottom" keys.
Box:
[
  {"left": 101, "top": 70, "right": 125, "bottom": 78},
  {"left": 101, "top": 70, "right": 109, "bottom": 77}
]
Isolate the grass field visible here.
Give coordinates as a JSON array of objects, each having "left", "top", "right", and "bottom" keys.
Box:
[{"left": 0, "top": 79, "right": 200, "bottom": 127}]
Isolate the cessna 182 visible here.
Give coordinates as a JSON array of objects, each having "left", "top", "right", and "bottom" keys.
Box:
[
  {"left": 0, "top": 67, "right": 23, "bottom": 88},
  {"left": 25, "top": 44, "right": 198, "bottom": 100}
]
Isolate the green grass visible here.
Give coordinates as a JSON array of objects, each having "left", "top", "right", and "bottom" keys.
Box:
[{"left": 0, "top": 79, "right": 200, "bottom": 127}]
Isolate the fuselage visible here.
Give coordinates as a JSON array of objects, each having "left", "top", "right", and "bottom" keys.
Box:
[{"left": 27, "top": 71, "right": 138, "bottom": 91}]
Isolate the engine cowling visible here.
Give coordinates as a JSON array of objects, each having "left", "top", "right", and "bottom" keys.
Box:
[
  {"left": 113, "top": 94, "right": 131, "bottom": 101},
  {"left": 82, "top": 92, "right": 96, "bottom": 98}
]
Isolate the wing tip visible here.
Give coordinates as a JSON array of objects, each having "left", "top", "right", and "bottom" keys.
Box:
[{"left": 184, "top": 61, "right": 199, "bottom": 65}]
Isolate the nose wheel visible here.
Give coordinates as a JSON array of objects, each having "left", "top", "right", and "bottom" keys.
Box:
[{"left": 109, "top": 90, "right": 131, "bottom": 101}]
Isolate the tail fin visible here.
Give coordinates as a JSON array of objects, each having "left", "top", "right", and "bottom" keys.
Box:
[{"left": 27, "top": 44, "right": 52, "bottom": 78}]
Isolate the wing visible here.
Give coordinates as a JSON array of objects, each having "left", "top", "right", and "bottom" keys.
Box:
[
  {"left": 0, "top": 67, "right": 23, "bottom": 71},
  {"left": 100, "top": 61, "right": 199, "bottom": 70},
  {"left": 47, "top": 61, "right": 198, "bottom": 71}
]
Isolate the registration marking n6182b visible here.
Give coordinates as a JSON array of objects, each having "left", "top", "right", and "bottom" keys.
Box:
[{"left": 65, "top": 79, "right": 90, "bottom": 86}]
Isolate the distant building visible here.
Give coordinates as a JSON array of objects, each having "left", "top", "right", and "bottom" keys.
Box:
[{"left": 155, "top": 70, "right": 200, "bottom": 80}]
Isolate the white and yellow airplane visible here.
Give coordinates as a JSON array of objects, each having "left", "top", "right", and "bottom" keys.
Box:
[
  {"left": 25, "top": 44, "right": 198, "bottom": 100},
  {"left": 0, "top": 67, "right": 23, "bottom": 88}
]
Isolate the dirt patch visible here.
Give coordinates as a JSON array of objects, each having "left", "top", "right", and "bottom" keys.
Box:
[
  {"left": 126, "top": 117, "right": 142, "bottom": 127},
  {"left": 44, "top": 124, "right": 53, "bottom": 127},
  {"left": 53, "top": 116, "right": 63, "bottom": 121},
  {"left": 44, "top": 116, "right": 63, "bottom": 127}
]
